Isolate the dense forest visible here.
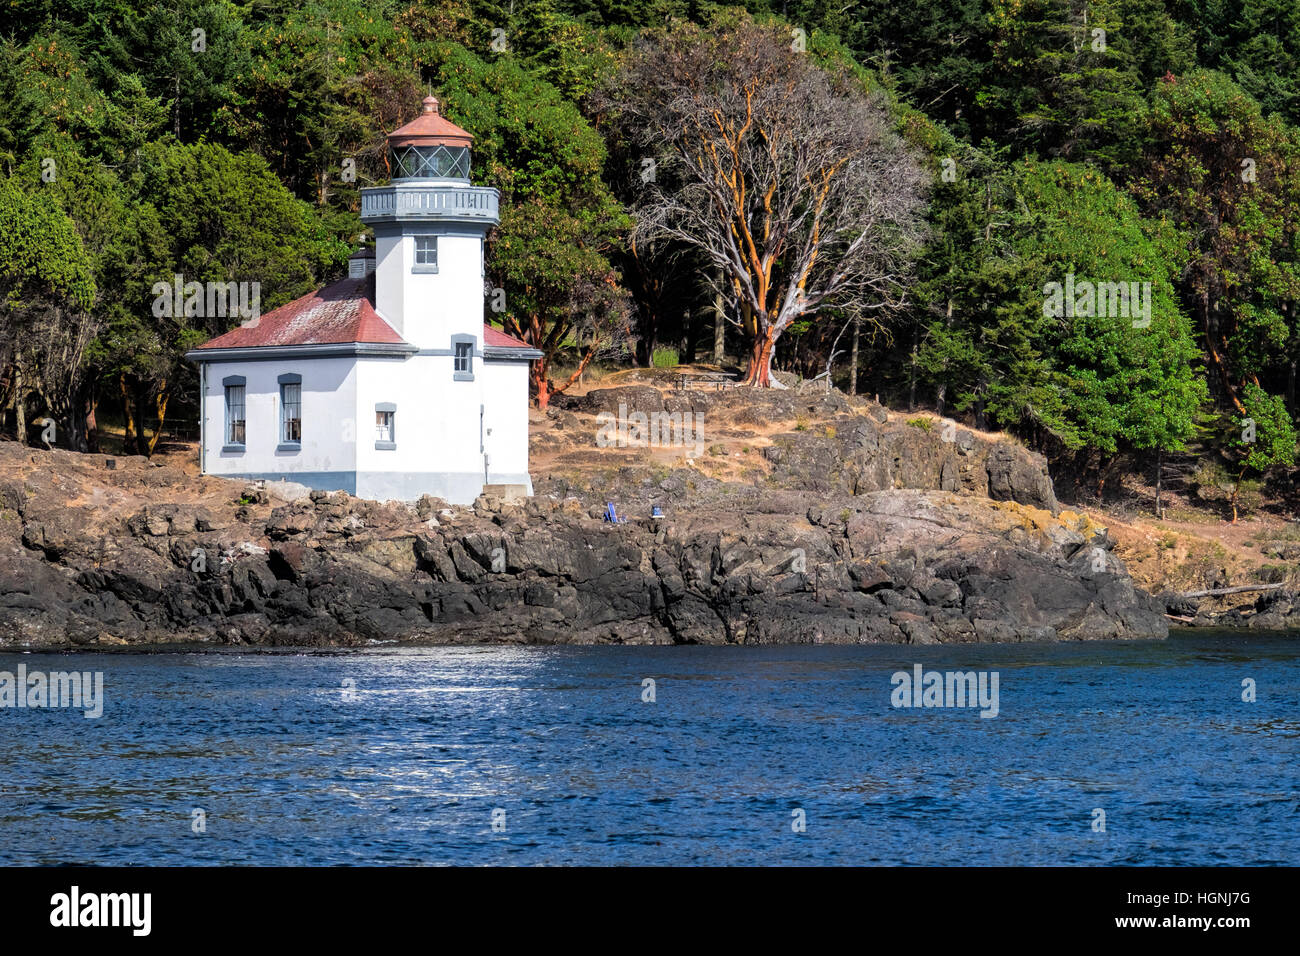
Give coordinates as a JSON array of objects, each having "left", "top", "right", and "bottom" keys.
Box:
[{"left": 2, "top": 0, "right": 1299, "bottom": 515}]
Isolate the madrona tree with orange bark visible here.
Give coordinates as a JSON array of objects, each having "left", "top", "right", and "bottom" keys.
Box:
[{"left": 612, "top": 21, "right": 927, "bottom": 386}]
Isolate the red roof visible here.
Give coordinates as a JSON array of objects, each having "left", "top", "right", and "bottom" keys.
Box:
[
  {"left": 192, "top": 274, "right": 537, "bottom": 354},
  {"left": 388, "top": 96, "right": 473, "bottom": 149},
  {"left": 192, "top": 276, "right": 405, "bottom": 351},
  {"left": 483, "top": 324, "right": 535, "bottom": 350}
]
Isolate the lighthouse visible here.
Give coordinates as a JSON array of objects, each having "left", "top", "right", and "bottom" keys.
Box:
[{"left": 188, "top": 95, "right": 540, "bottom": 504}]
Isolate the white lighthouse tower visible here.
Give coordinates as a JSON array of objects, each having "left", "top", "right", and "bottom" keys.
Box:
[{"left": 362, "top": 95, "right": 498, "bottom": 350}]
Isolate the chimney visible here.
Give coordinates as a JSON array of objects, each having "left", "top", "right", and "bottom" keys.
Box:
[{"left": 348, "top": 247, "right": 376, "bottom": 279}]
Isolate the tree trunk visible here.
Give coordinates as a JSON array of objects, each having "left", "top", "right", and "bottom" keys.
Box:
[
  {"left": 1203, "top": 288, "right": 1219, "bottom": 405},
  {"left": 14, "top": 365, "right": 25, "bottom": 446},
  {"left": 134, "top": 385, "right": 150, "bottom": 458},
  {"left": 1154, "top": 446, "right": 1163, "bottom": 519},
  {"left": 120, "top": 374, "right": 137, "bottom": 455},
  {"left": 67, "top": 391, "right": 88, "bottom": 453},
  {"left": 936, "top": 297, "right": 953, "bottom": 416},
  {"left": 1228, "top": 463, "right": 1248, "bottom": 523},
  {"left": 147, "top": 383, "right": 170, "bottom": 457},
  {"left": 85, "top": 392, "right": 99, "bottom": 454},
  {"left": 531, "top": 361, "right": 551, "bottom": 410},
  {"left": 1178, "top": 583, "right": 1286, "bottom": 598},
  {"left": 849, "top": 316, "right": 860, "bottom": 395},
  {"left": 635, "top": 305, "right": 657, "bottom": 367},
  {"left": 713, "top": 285, "right": 725, "bottom": 365},
  {"left": 908, "top": 322, "right": 919, "bottom": 411},
  {"left": 551, "top": 347, "right": 597, "bottom": 403},
  {"left": 742, "top": 330, "right": 775, "bottom": 387},
  {"left": 1200, "top": 287, "right": 1245, "bottom": 412}
]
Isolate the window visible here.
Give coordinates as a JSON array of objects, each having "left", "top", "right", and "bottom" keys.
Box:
[
  {"left": 278, "top": 374, "right": 301, "bottom": 447},
  {"left": 414, "top": 235, "right": 438, "bottom": 272},
  {"left": 453, "top": 337, "right": 474, "bottom": 381},
  {"left": 224, "top": 381, "right": 245, "bottom": 448},
  {"left": 375, "top": 403, "right": 396, "bottom": 450},
  {"left": 389, "top": 145, "right": 470, "bottom": 179}
]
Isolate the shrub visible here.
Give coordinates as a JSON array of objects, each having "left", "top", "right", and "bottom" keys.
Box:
[{"left": 651, "top": 347, "right": 679, "bottom": 368}]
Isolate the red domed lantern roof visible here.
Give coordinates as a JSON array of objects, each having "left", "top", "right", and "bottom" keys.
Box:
[{"left": 387, "top": 95, "right": 473, "bottom": 149}]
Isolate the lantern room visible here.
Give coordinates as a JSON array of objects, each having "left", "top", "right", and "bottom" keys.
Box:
[{"left": 387, "top": 95, "right": 472, "bottom": 181}]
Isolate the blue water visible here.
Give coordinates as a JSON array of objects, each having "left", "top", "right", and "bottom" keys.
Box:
[{"left": 1, "top": 632, "right": 1297, "bottom": 865}]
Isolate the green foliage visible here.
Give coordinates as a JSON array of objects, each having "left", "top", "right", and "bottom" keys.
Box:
[
  {"left": 109, "top": 0, "right": 251, "bottom": 142},
  {"left": 1133, "top": 70, "right": 1300, "bottom": 401},
  {"left": 984, "top": 0, "right": 1152, "bottom": 170},
  {"left": 138, "top": 140, "right": 342, "bottom": 321},
  {"left": 0, "top": 0, "right": 1293, "bottom": 479},
  {"left": 917, "top": 158, "right": 1207, "bottom": 457},
  {"left": 1017, "top": 162, "right": 1206, "bottom": 455},
  {"left": 1181, "top": 0, "right": 1300, "bottom": 127},
  {"left": 651, "top": 347, "right": 678, "bottom": 368},
  {"left": 1235, "top": 384, "right": 1298, "bottom": 474},
  {"left": 0, "top": 176, "right": 96, "bottom": 310}
]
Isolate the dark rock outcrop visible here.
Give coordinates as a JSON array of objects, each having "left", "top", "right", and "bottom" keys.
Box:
[
  {"left": 0, "top": 440, "right": 1165, "bottom": 647},
  {"left": 1159, "top": 586, "right": 1300, "bottom": 630}
]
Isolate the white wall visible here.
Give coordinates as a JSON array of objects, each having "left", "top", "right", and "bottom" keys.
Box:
[
  {"left": 481, "top": 359, "right": 531, "bottom": 485},
  {"left": 200, "top": 351, "right": 533, "bottom": 502},
  {"left": 373, "top": 230, "right": 485, "bottom": 351},
  {"left": 373, "top": 232, "right": 405, "bottom": 334},
  {"left": 201, "top": 357, "right": 359, "bottom": 483},
  {"left": 354, "top": 352, "right": 482, "bottom": 479}
]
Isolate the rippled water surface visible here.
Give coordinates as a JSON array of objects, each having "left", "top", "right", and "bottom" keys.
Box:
[{"left": 2, "top": 632, "right": 1297, "bottom": 865}]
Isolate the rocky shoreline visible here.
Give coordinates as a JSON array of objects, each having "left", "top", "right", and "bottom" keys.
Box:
[
  {"left": 1, "top": 385, "right": 1295, "bottom": 649},
  {"left": 0, "top": 456, "right": 1170, "bottom": 650}
]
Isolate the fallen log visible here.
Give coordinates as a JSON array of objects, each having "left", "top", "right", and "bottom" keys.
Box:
[{"left": 1176, "top": 583, "right": 1289, "bottom": 599}]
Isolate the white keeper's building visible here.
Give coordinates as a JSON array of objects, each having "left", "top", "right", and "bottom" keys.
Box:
[{"left": 186, "top": 95, "right": 541, "bottom": 503}]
